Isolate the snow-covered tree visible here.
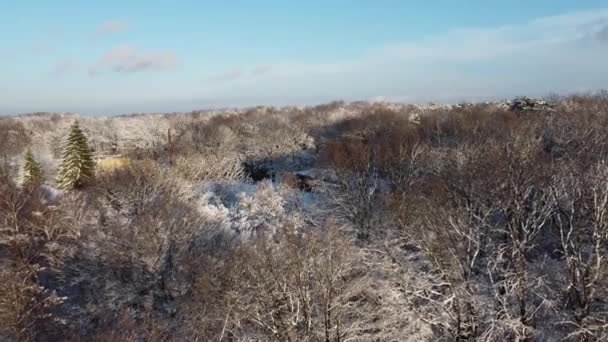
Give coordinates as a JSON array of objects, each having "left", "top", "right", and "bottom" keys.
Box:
[
  {"left": 18, "top": 149, "right": 44, "bottom": 190},
  {"left": 56, "top": 121, "right": 96, "bottom": 190}
]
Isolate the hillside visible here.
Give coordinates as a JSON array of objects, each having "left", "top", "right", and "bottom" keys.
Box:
[{"left": 1, "top": 94, "right": 608, "bottom": 341}]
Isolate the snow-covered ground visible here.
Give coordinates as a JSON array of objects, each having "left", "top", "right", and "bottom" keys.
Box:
[{"left": 193, "top": 179, "right": 325, "bottom": 240}]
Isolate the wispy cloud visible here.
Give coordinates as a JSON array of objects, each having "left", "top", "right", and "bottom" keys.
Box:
[
  {"left": 95, "top": 20, "right": 130, "bottom": 36},
  {"left": 373, "top": 9, "right": 608, "bottom": 63},
  {"left": 596, "top": 24, "right": 608, "bottom": 41},
  {"left": 206, "top": 66, "right": 274, "bottom": 83},
  {"left": 251, "top": 65, "right": 272, "bottom": 76},
  {"left": 30, "top": 41, "right": 54, "bottom": 54},
  {"left": 198, "top": 9, "right": 608, "bottom": 105},
  {"left": 207, "top": 68, "right": 244, "bottom": 82},
  {"left": 89, "top": 45, "right": 177, "bottom": 75},
  {"left": 50, "top": 60, "right": 80, "bottom": 76}
]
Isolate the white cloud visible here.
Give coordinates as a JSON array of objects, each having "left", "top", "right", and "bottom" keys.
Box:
[
  {"left": 50, "top": 60, "right": 80, "bottom": 76},
  {"left": 206, "top": 66, "right": 274, "bottom": 83},
  {"left": 30, "top": 41, "right": 54, "bottom": 54},
  {"left": 207, "top": 68, "right": 244, "bottom": 82},
  {"left": 251, "top": 65, "right": 272, "bottom": 75},
  {"left": 89, "top": 45, "right": 177, "bottom": 75},
  {"left": 198, "top": 9, "right": 608, "bottom": 105},
  {"left": 596, "top": 24, "right": 608, "bottom": 41},
  {"left": 96, "top": 20, "right": 130, "bottom": 36}
]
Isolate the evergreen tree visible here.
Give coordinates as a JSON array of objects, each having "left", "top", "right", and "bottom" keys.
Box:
[
  {"left": 56, "top": 121, "right": 96, "bottom": 190},
  {"left": 18, "top": 149, "right": 44, "bottom": 190}
]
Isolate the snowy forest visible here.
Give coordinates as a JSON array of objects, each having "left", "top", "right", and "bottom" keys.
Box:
[{"left": 1, "top": 94, "right": 608, "bottom": 341}]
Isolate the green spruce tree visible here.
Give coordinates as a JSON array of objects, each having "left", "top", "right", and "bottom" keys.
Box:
[
  {"left": 19, "top": 149, "right": 44, "bottom": 190},
  {"left": 56, "top": 121, "right": 96, "bottom": 190}
]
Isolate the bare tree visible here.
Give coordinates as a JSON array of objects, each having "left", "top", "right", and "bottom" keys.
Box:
[{"left": 552, "top": 166, "right": 608, "bottom": 340}]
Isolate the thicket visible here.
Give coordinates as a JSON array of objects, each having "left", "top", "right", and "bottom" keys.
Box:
[{"left": 1, "top": 94, "right": 608, "bottom": 341}]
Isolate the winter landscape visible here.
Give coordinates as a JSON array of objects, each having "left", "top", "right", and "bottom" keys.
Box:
[
  {"left": 2, "top": 2, "right": 608, "bottom": 341},
  {"left": 2, "top": 95, "right": 608, "bottom": 341}
]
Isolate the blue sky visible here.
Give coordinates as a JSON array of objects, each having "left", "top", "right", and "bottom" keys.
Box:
[{"left": 1, "top": 1, "right": 607, "bottom": 115}]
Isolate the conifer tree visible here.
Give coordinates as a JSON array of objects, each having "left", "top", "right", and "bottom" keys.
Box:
[
  {"left": 18, "top": 149, "right": 44, "bottom": 190},
  {"left": 56, "top": 121, "right": 96, "bottom": 190}
]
